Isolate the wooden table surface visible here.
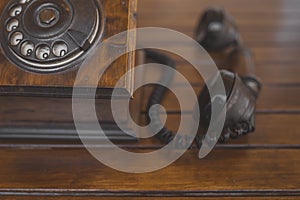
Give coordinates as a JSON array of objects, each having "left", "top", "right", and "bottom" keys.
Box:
[{"left": 1, "top": 0, "right": 300, "bottom": 199}]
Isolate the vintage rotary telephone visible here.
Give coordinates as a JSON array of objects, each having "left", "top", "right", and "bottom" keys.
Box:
[
  {"left": 0, "top": 0, "right": 103, "bottom": 73},
  {"left": 146, "top": 8, "right": 261, "bottom": 147}
]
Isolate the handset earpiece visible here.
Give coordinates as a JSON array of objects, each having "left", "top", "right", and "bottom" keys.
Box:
[
  {"left": 197, "top": 70, "right": 259, "bottom": 143},
  {"left": 195, "top": 7, "right": 240, "bottom": 52}
]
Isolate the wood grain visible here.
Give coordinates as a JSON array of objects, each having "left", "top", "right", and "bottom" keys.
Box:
[
  {"left": 170, "top": 63, "right": 300, "bottom": 85},
  {"left": 139, "top": 85, "right": 300, "bottom": 113},
  {"left": 0, "top": 148, "right": 299, "bottom": 193},
  {"left": 138, "top": 114, "right": 300, "bottom": 146},
  {"left": 0, "top": 0, "right": 300, "bottom": 199},
  {"left": 1, "top": 84, "right": 298, "bottom": 131},
  {"left": 138, "top": 0, "right": 300, "bottom": 47}
]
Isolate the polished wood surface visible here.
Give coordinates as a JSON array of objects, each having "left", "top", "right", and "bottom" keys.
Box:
[{"left": 0, "top": 0, "right": 300, "bottom": 199}]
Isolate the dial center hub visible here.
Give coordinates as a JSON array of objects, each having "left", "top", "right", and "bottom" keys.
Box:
[{"left": 38, "top": 7, "right": 59, "bottom": 27}]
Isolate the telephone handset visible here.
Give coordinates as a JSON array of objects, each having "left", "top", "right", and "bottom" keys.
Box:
[
  {"left": 0, "top": 0, "right": 104, "bottom": 73},
  {"left": 146, "top": 8, "right": 261, "bottom": 148},
  {"left": 195, "top": 8, "right": 261, "bottom": 142}
]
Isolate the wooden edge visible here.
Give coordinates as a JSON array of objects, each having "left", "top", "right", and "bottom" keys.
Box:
[
  {"left": 0, "top": 188, "right": 299, "bottom": 198},
  {"left": 0, "top": 197, "right": 298, "bottom": 200},
  {"left": 0, "top": 122, "right": 137, "bottom": 142},
  {"left": 126, "top": 0, "right": 138, "bottom": 95},
  {"left": 0, "top": 86, "right": 131, "bottom": 99}
]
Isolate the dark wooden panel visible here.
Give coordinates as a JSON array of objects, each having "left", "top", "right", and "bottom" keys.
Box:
[
  {"left": 0, "top": 114, "right": 298, "bottom": 147},
  {"left": 0, "top": 96, "right": 123, "bottom": 124},
  {"left": 1, "top": 61, "right": 298, "bottom": 141}
]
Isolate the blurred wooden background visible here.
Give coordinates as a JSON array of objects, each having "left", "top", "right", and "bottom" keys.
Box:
[{"left": 0, "top": 0, "right": 300, "bottom": 199}]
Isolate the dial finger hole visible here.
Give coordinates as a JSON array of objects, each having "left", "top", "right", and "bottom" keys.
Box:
[
  {"left": 52, "top": 41, "right": 68, "bottom": 57},
  {"left": 36, "top": 45, "right": 50, "bottom": 60},
  {"left": 9, "top": 5, "right": 22, "bottom": 17},
  {"left": 19, "top": 0, "right": 31, "bottom": 4},
  {"left": 10, "top": 31, "right": 23, "bottom": 46},
  {"left": 20, "top": 41, "right": 34, "bottom": 56},
  {"left": 6, "top": 19, "right": 19, "bottom": 32}
]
